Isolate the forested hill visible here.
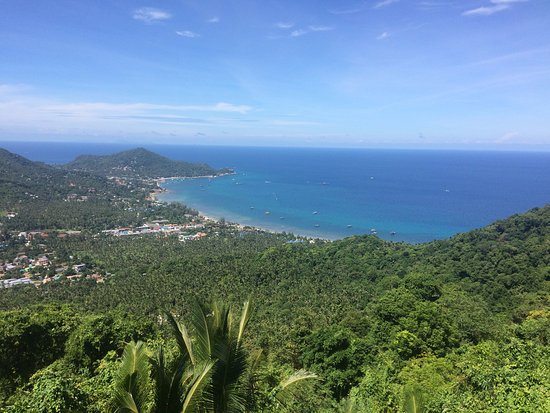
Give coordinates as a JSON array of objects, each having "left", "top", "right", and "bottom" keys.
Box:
[
  {"left": 0, "top": 197, "right": 548, "bottom": 410},
  {"left": 0, "top": 148, "right": 132, "bottom": 209},
  {"left": 0, "top": 148, "right": 199, "bottom": 232},
  {"left": 63, "top": 147, "right": 232, "bottom": 179}
]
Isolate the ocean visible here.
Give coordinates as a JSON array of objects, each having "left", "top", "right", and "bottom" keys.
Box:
[{"left": 2, "top": 141, "right": 549, "bottom": 243}]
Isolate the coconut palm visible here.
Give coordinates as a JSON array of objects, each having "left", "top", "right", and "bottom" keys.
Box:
[
  {"left": 112, "top": 300, "right": 316, "bottom": 412},
  {"left": 112, "top": 340, "right": 214, "bottom": 413}
]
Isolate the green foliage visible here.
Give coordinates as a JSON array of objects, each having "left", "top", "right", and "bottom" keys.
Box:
[
  {"left": 111, "top": 300, "right": 316, "bottom": 413},
  {"left": 301, "top": 325, "right": 366, "bottom": 400},
  {"left": 0, "top": 305, "right": 78, "bottom": 397},
  {"left": 0, "top": 156, "right": 548, "bottom": 413},
  {"left": 65, "top": 311, "right": 157, "bottom": 372},
  {"left": 5, "top": 361, "right": 89, "bottom": 413},
  {"left": 64, "top": 147, "right": 229, "bottom": 179}
]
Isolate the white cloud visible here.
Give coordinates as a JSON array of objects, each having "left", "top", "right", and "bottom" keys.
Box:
[
  {"left": 290, "top": 29, "right": 308, "bottom": 37},
  {"left": 491, "top": 0, "right": 528, "bottom": 3},
  {"left": 495, "top": 131, "right": 520, "bottom": 144},
  {"left": 0, "top": 86, "right": 254, "bottom": 136},
  {"left": 463, "top": 0, "right": 528, "bottom": 16},
  {"left": 374, "top": 0, "right": 399, "bottom": 9},
  {"left": 290, "top": 25, "right": 333, "bottom": 37},
  {"left": 309, "top": 25, "right": 333, "bottom": 32},
  {"left": 207, "top": 16, "right": 220, "bottom": 23},
  {"left": 275, "top": 22, "right": 294, "bottom": 29},
  {"left": 377, "top": 31, "right": 390, "bottom": 40},
  {"left": 329, "top": 6, "right": 364, "bottom": 15},
  {"left": 462, "top": 4, "right": 509, "bottom": 16},
  {"left": 133, "top": 7, "right": 172, "bottom": 23},
  {"left": 176, "top": 30, "right": 200, "bottom": 38},
  {"left": 0, "top": 83, "right": 31, "bottom": 95}
]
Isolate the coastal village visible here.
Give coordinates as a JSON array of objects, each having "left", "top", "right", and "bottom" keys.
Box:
[
  {"left": 0, "top": 201, "right": 272, "bottom": 290},
  {"left": 0, "top": 251, "right": 104, "bottom": 289},
  {"left": 0, "top": 150, "right": 305, "bottom": 292}
]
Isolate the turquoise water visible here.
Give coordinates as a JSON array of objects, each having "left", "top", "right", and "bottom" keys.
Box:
[
  {"left": 2, "top": 142, "right": 549, "bottom": 243},
  {"left": 155, "top": 147, "right": 550, "bottom": 243}
]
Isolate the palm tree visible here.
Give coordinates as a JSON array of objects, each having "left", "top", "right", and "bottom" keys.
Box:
[
  {"left": 112, "top": 300, "right": 316, "bottom": 412},
  {"left": 112, "top": 341, "right": 213, "bottom": 413}
]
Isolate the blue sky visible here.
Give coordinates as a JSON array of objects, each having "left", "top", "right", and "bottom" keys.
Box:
[{"left": 1, "top": 0, "right": 549, "bottom": 149}]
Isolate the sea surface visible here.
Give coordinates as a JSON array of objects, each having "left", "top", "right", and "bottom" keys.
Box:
[{"left": 2, "top": 141, "right": 549, "bottom": 243}]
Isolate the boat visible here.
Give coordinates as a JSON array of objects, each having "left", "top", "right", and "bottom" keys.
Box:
[
  {"left": 390, "top": 231, "right": 396, "bottom": 236},
  {"left": 265, "top": 211, "right": 271, "bottom": 215},
  {"left": 370, "top": 228, "right": 376, "bottom": 233},
  {"left": 312, "top": 211, "right": 319, "bottom": 215},
  {"left": 347, "top": 225, "right": 352, "bottom": 228},
  {"left": 314, "top": 224, "right": 320, "bottom": 227},
  {"left": 250, "top": 206, "right": 255, "bottom": 209}
]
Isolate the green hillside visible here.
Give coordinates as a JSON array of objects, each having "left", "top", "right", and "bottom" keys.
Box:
[
  {"left": 0, "top": 148, "right": 132, "bottom": 209},
  {"left": 64, "top": 147, "right": 232, "bottom": 179},
  {"left": 0, "top": 148, "right": 195, "bottom": 232},
  {"left": 0, "top": 204, "right": 548, "bottom": 411}
]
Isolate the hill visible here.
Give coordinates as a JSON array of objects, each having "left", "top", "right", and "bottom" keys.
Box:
[
  {"left": 0, "top": 148, "right": 132, "bottom": 209},
  {"left": 0, "top": 205, "right": 548, "bottom": 410},
  {"left": 1, "top": 145, "right": 548, "bottom": 410},
  {"left": 63, "top": 147, "right": 232, "bottom": 179},
  {"left": 0, "top": 148, "right": 197, "bottom": 232}
]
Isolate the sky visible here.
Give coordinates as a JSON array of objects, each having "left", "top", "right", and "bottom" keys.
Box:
[{"left": 1, "top": 0, "right": 549, "bottom": 150}]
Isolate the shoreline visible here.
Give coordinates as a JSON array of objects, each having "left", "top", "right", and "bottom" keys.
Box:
[
  {"left": 149, "top": 171, "right": 235, "bottom": 202},
  {"left": 152, "top": 175, "right": 330, "bottom": 241}
]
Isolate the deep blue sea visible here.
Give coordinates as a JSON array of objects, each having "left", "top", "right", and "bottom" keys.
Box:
[{"left": 2, "top": 141, "right": 549, "bottom": 243}]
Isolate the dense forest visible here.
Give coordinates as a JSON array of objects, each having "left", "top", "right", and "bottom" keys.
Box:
[
  {"left": 64, "top": 147, "right": 232, "bottom": 179},
  {"left": 0, "top": 148, "right": 548, "bottom": 412},
  {"left": 0, "top": 148, "right": 198, "bottom": 232},
  {"left": 1, "top": 207, "right": 548, "bottom": 411}
]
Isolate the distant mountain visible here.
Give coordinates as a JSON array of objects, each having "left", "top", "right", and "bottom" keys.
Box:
[
  {"left": 0, "top": 148, "right": 131, "bottom": 208},
  {"left": 63, "top": 147, "right": 232, "bottom": 179}
]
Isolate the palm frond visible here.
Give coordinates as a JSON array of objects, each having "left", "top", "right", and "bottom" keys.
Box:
[
  {"left": 166, "top": 312, "right": 195, "bottom": 365},
  {"left": 151, "top": 346, "right": 189, "bottom": 413},
  {"left": 237, "top": 300, "right": 251, "bottom": 345},
  {"left": 403, "top": 385, "right": 424, "bottom": 413},
  {"left": 279, "top": 369, "right": 318, "bottom": 389},
  {"left": 270, "top": 369, "right": 318, "bottom": 411},
  {"left": 190, "top": 300, "right": 213, "bottom": 363},
  {"left": 112, "top": 341, "right": 151, "bottom": 413},
  {"left": 181, "top": 361, "right": 215, "bottom": 413}
]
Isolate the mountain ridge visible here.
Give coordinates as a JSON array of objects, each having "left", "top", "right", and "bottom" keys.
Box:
[{"left": 63, "top": 147, "right": 232, "bottom": 179}]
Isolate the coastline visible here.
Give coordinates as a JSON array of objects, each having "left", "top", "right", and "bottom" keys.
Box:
[
  {"left": 149, "top": 171, "right": 235, "bottom": 202},
  {"left": 152, "top": 174, "right": 329, "bottom": 241}
]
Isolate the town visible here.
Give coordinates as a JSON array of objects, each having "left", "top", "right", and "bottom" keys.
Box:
[{"left": 0, "top": 214, "right": 280, "bottom": 290}]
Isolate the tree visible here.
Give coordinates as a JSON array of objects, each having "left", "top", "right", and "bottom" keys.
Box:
[{"left": 112, "top": 300, "right": 317, "bottom": 412}]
